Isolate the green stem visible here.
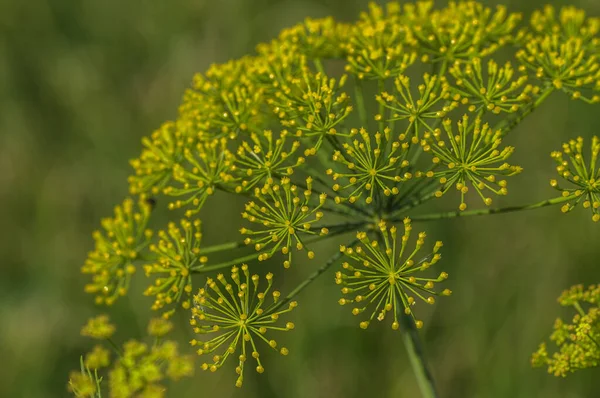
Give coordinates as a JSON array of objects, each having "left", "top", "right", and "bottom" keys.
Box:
[
  {"left": 397, "top": 195, "right": 574, "bottom": 222},
  {"left": 191, "top": 252, "right": 259, "bottom": 273},
  {"left": 399, "top": 312, "right": 439, "bottom": 398},
  {"left": 314, "top": 58, "right": 326, "bottom": 74},
  {"left": 199, "top": 240, "right": 245, "bottom": 255},
  {"left": 272, "top": 238, "right": 360, "bottom": 311},
  {"left": 387, "top": 189, "right": 439, "bottom": 220},
  {"left": 191, "top": 221, "right": 363, "bottom": 273},
  {"left": 495, "top": 86, "right": 554, "bottom": 134},
  {"left": 354, "top": 77, "right": 368, "bottom": 128},
  {"left": 378, "top": 79, "right": 385, "bottom": 133}
]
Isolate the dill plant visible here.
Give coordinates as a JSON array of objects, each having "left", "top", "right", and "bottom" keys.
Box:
[{"left": 69, "top": 2, "right": 600, "bottom": 397}]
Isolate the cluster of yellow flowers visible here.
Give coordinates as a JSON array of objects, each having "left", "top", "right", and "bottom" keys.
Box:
[{"left": 72, "top": 1, "right": 600, "bottom": 395}]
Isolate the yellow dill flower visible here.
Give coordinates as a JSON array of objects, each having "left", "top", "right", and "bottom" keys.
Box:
[
  {"left": 165, "top": 138, "right": 235, "bottom": 216},
  {"left": 231, "top": 129, "right": 305, "bottom": 192},
  {"left": 81, "top": 315, "right": 116, "bottom": 340},
  {"left": 128, "top": 120, "right": 191, "bottom": 196},
  {"left": 343, "top": 2, "right": 416, "bottom": 80},
  {"left": 190, "top": 265, "right": 296, "bottom": 387},
  {"left": 532, "top": 284, "right": 600, "bottom": 376},
  {"left": 276, "top": 17, "right": 349, "bottom": 59},
  {"left": 336, "top": 219, "right": 450, "bottom": 330},
  {"left": 550, "top": 136, "right": 600, "bottom": 222},
  {"left": 68, "top": 364, "right": 102, "bottom": 398},
  {"left": 530, "top": 5, "right": 600, "bottom": 45},
  {"left": 108, "top": 340, "right": 193, "bottom": 398},
  {"left": 147, "top": 318, "right": 174, "bottom": 338},
  {"left": 421, "top": 115, "right": 522, "bottom": 210},
  {"left": 179, "top": 57, "right": 266, "bottom": 140},
  {"left": 82, "top": 198, "right": 153, "bottom": 305},
  {"left": 241, "top": 177, "right": 327, "bottom": 268},
  {"left": 84, "top": 345, "right": 111, "bottom": 370},
  {"left": 407, "top": 1, "right": 521, "bottom": 62},
  {"left": 449, "top": 58, "right": 532, "bottom": 114},
  {"left": 516, "top": 35, "right": 600, "bottom": 102},
  {"left": 143, "top": 219, "right": 207, "bottom": 317},
  {"left": 267, "top": 67, "right": 353, "bottom": 153},
  {"left": 328, "top": 127, "right": 413, "bottom": 204},
  {"left": 376, "top": 73, "right": 456, "bottom": 137}
]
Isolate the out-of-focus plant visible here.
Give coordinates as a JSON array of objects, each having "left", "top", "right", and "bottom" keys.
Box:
[{"left": 70, "top": 2, "right": 600, "bottom": 397}]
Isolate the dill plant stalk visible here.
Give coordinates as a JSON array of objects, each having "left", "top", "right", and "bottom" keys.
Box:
[{"left": 70, "top": 2, "right": 600, "bottom": 397}]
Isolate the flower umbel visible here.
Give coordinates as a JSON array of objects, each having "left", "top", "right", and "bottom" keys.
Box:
[
  {"left": 82, "top": 198, "right": 153, "bottom": 305},
  {"left": 144, "top": 219, "right": 207, "bottom": 317},
  {"left": 422, "top": 115, "right": 522, "bottom": 210},
  {"left": 190, "top": 265, "right": 296, "bottom": 387},
  {"left": 165, "top": 138, "right": 235, "bottom": 216},
  {"left": 551, "top": 136, "right": 600, "bottom": 222},
  {"left": 81, "top": 315, "right": 116, "bottom": 340},
  {"left": 449, "top": 58, "right": 532, "bottom": 114},
  {"left": 329, "top": 127, "right": 413, "bottom": 204},
  {"left": 336, "top": 218, "right": 450, "bottom": 330},
  {"left": 532, "top": 284, "right": 600, "bottom": 376},
  {"left": 241, "top": 178, "right": 328, "bottom": 268}
]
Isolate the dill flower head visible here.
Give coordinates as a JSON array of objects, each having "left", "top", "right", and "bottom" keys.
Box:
[
  {"left": 550, "top": 136, "right": 600, "bottom": 222},
  {"left": 84, "top": 345, "right": 111, "bottom": 370},
  {"left": 68, "top": 361, "right": 102, "bottom": 398},
  {"left": 82, "top": 198, "right": 153, "bottom": 305},
  {"left": 376, "top": 73, "right": 456, "bottom": 137},
  {"left": 329, "top": 127, "right": 413, "bottom": 204},
  {"left": 108, "top": 339, "right": 194, "bottom": 398},
  {"left": 449, "top": 58, "right": 532, "bottom": 114},
  {"left": 241, "top": 178, "right": 327, "bottom": 268},
  {"left": 406, "top": 1, "right": 522, "bottom": 63},
  {"left": 147, "top": 318, "right": 174, "bottom": 338},
  {"left": 128, "top": 121, "right": 191, "bottom": 196},
  {"left": 164, "top": 138, "right": 235, "bottom": 216},
  {"left": 532, "top": 284, "right": 600, "bottom": 377},
  {"left": 143, "top": 219, "right": 207, "bottom": 317},
  {"left": 231, "top": 129, "right": 304, "bottom": 192},
  {"left": 336, "top": 218, "right": 450, "bottom": 330},
  {"left": 343, "top": 2, "right": 416, "bottom": 80},
  {"left": 81, "top": 315, "right": 116, "bottom": 340},
  {"left": 267, "top": 67, "right": 353, "bottom": 152},
  {"left": 190, "top": 265, "right": 296, "bottom": 387},
  {"left": 530, "top": 5, "right": 600, "bottom": 45},
  {"left": 276, "top": 17, "right": 349, "bottom": 59},
  {"left": 421, "top": 115, "right": 522, "bottom": 210}
]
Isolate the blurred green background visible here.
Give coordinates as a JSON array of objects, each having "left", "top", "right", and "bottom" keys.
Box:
[{"left": 1, "top": 0, "right": 599, "bottom": 397}]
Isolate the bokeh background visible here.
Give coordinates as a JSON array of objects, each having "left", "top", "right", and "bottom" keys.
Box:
[{"left": 1, "top": 0, "right": 599, "bottom": 397}]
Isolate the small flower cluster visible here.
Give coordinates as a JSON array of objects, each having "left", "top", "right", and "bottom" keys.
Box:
[
  {"left": 69, "top": 316, "right": 194, "bottom": 397},
  {"left": 82, "top": 198, "right": 153, "bottom": 305},
  {"left": 336, "top": 218, "right": 450, "bottom": 329},
  {"left": 421, "top": 115, "right": 522, "bottom": 210},
  {"left": 550, "top": 136, "right": 600, "bottom": 222},
  {"left": 190, "top": 265, "right": 296, "bottom": 387},
  {"left": 532, "top": 284, "right": 600, "bottom": 376}
]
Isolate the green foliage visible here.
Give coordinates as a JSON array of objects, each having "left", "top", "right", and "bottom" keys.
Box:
[{"left": 70, "top": 1, "right": 600, "bottom": 396}]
